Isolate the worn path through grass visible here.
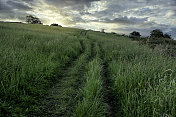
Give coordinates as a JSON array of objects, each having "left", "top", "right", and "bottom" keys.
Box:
[{"left": 33, "top": 33, "right": 94, "bottom": 117}]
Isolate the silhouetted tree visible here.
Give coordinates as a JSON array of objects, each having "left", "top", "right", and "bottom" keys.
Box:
[
  {"left": 51, "top": 23, "right": 58, "bottom": 26},
  {"left": 26, "top": 15, "right": 42, "bottom": 24},
  {"left": 50, "top": 23, "right": 62, "bottom": 27},
  {"left": 164, "top": 33, "right": 172, "bottom": 39},
  {"left": 150, "top": 29, "right": 164, "bottom": 38},
  {"left": 130, "top": 31, "right": 141, "bottom": 37}
]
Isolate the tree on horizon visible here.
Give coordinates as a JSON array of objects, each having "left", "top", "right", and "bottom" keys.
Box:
[
  {"left": 26, "top": 15, "right": 42, "bottom": 24},
  {"left": 130, "top": 31, "right": 141, "bottom": 37},
  {"left": 150, "top": 29, "right": 164, "bottom": 38}
]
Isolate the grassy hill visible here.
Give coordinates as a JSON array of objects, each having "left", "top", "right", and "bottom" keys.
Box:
[{"left": 0, "top": 22, "right": 176, "bottom": 117}]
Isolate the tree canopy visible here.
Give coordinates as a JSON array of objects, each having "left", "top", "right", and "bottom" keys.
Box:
[
  {"left": 51, "top": 23, "right": 59, "bottom": 26},
  {"left": 164, "top": 33, "right": 172, "bottom": 39},
  {"left": 130, "top": 31, "right": 141, "bottom": 37},
  {"left": 150, "top": 29, "right": 164, "bottom": 38},
  {"left": 26, "top": 15, "right": 42, "bottom": 24}
]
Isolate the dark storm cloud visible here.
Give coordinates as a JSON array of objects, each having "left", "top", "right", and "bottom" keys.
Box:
[
  {"left": 0, "top": 0, "right": 32, "bottom": 13},
  {"left": 113, "top": 21, "right": 176, "bottom": 40},
  {"left": 0, "top": 0, "right": 34, "bottom": 21},
  {"left": 0, "top": 0, "right": 13, "bottom": 18},
  {"left": 86, "top": 0, "right": 176, "bottom": 19},
  {"left": 20, "top": 0, "right": 35, "bottom": 5},
  {"left": 21, "top": 0, "right": 34, "bottom": 2},
  {"left": 0, "top": 0, "right": 9, "bottom": 11},
  {"left": 168, "top": 0, "right": 176, "bottom": 6},
  {"left": 45, "top": 0, "right": 101, "bottom": 6},
  {"left": 6, "top": 0, "right": 32, "bottom": 10},
  {"left": 44, "top": 0, "right": 101, "bottom": 10},
  {"left": 102, "top": 16, "right": 148, "bottom": 25},
  {"left": 113, "top": 23, "right": 169, "bottom": 36}
]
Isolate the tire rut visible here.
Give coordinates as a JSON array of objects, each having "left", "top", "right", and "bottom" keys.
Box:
[
  {"left": 98, "top": 43, "right": 114, "bottom": 117},
  {"left": 32, "top": 39, "right": 87, "bottom": 117}
]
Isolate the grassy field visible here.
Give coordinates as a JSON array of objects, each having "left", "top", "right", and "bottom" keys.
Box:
[{"left": 0, "top": 22, "right": 176, "bottom": 117}]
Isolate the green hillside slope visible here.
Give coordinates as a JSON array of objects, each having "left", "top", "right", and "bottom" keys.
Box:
[{"left": 0, "top": 22, "right": 176, "bottom": 117}]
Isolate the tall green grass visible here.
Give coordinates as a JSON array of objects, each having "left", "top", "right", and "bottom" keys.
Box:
[
  {"left": 87, "top": 31, "right": 176, "bottom": 116},
  {"left": 74, "top": 58, "right": 105, "bottom": 117},
  {"left": 1, "top": 22, "right": 176, "bottom": 116},
  {"left": 108, "top": 54, "right": 176, "bottom": 116},
  {"left": 38, "top": 39, "right": 92, "bottom": 116},
  {"left": 99, "top": 34, "right": 176, "bottom": 116},
  {"left": 0, "top": 22, "right": 82, "bottom": 116},
  {"left": 73, "top": 43, "right": 105, "bottom": 117}
]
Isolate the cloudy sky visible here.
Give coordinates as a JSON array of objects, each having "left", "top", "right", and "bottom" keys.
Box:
[{"left": 0, "top": 0, "right": 176, "bottom": 38}]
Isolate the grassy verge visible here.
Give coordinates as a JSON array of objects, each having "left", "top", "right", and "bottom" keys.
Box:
[
  {"left": 101, "top": 36, "right": 176, "bottom": 116},
  {"left": 73, "top": 58, "right": 105, "bottom": 117},
  {"left": 73, "top": 43, "right": 105, "bottom": 117}
]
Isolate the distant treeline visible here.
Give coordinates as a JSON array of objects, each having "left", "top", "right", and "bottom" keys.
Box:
[{"left": 129, "top": 29, "right": 176, "bottom": 57}]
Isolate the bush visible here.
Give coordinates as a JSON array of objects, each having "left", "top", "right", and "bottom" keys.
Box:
[{"left": 50, "top": 23, "right": 62, "bottom": 27}]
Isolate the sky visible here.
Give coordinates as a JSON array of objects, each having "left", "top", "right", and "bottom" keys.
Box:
[{"left": 0, "top": 0, "right": 176, "bottom": 38}]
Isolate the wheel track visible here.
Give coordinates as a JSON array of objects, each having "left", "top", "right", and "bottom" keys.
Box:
[
  {"left": 31, "top": 40, "right": 83, "bottom": 116},
  {"left": 32, "top": 35, "right": 94, "bottom": 117},
  {"left": 98, "top": 43, "right": 114, "bottom": 117}
]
